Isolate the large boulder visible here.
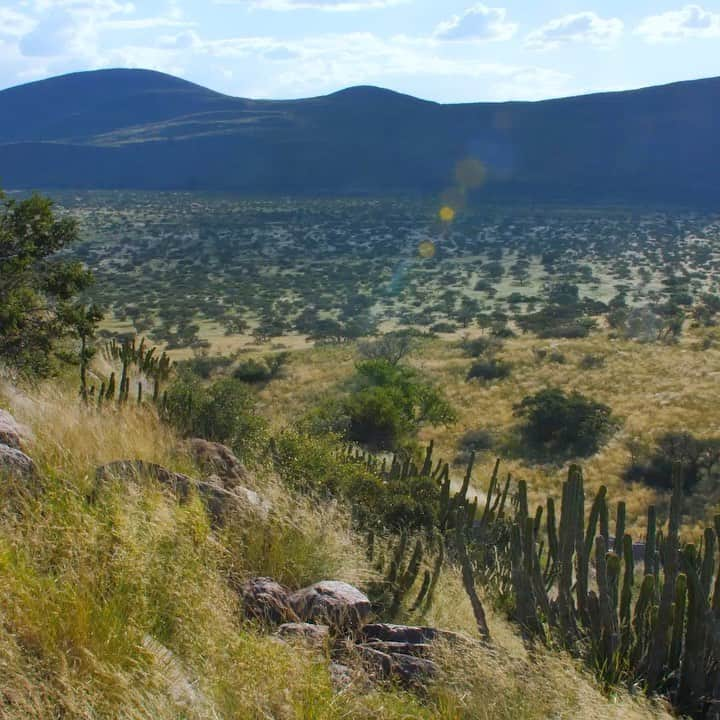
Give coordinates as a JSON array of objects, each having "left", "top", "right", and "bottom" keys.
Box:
[
  {"left": 240, "top": 577, "right": 299, "bottom": 625},
  {"left": 186, "top": 439, "right": 249, "bottom": 490},
  {"left": 0, "top": 410, "right": 29, "bottom": 450},
  {"left": 0, "top": 443, "right": 38, "bottom": 482},
  {"left": 289, "top": 581, "right": 371, "bottom": 632},
  {"left": 355, "top": 645, "right": 438, "bottom": 686}
]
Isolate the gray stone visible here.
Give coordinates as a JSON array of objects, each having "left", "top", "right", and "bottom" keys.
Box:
[
  {"left": 240, "top": 577, "right": 299, "bottom": 625},
  {"left": 289, "top": 581, "right": 371, "bottom": 632},
  {"left": 329, "top": 662, "right": 354, "bottom": 691},
  {"left": 186, "top": 438, "right": 249, "bottom": 489},
  {"left": 0, "top": 443, "right": 37, "bottom": 481},
  {"left": 0, "top": 409, "right": 28, "bottom": 450},
  {"left": 360, "top": 623, "right": 463, "bottom": 645},
  {"left": 277, "top": 622, "right": 330, "bottom": 646},
  {"left": 94, "top": 460, "right": 271, "bottom": 523}
]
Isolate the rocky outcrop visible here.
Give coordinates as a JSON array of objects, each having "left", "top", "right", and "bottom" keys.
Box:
[
  {"left": 277, "top": 622, "right": 330, "bottom": 647},
  {"left": 240, "top": 578, "right": 299, "bottom": 625},
  {"left": 360, "top": 623, "right": 464, "bottom": 646},
  {"left": 0, "top": 443, "right": 38, "bottom": 481},
  {"left": 289, "top": 581, "right": 372, "bottom": 632},
  {"left": 93, "top": 460, "right": 271, "bottom": 523},
  {"left": 0, "top": 409, "right": 30, "bottom": 450},
  {"left": 186, "top": 439, "right": 249, "bottom": 490}
]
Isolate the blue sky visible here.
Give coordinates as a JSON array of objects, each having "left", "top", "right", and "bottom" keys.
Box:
[{"left": 1, "top": 1, "right": 719, "bottom": 102}]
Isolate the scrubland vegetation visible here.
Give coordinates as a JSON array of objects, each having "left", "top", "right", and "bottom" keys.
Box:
[{"left": 4, "top": 189, "right": 720, "bottom": 718}]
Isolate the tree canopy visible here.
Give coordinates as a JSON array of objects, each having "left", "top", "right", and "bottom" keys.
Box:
[{"left": 0, "top": 190, "right": 98, "bottom": 376}]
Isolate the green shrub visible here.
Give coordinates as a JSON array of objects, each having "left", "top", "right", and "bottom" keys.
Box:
[
  {"left": 233, "top": 352, "right": 289, "bottom": 384},
  {"left": 623, "top": 431, "right": 720, "bottom": 492},
  {"left": 272, "top": 432, "right": 438, "bottom": 532},
  {"left": 460, "top": 336, "right": 503, "bottom": 358},
  {"left": 514, "top": 388, "right": 617, "bottom": 457},
  {"left": 467, "top": 359, "right": 512, "bottom": 382},
  {"left": 164, "top": 374, "right": 267, "bottom": 460},
  {"left": 343, "top": 360, "right": 456, "bottom": 451}
]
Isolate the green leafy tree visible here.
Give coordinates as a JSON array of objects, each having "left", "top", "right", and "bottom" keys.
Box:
[
  {"left": 0, "top": 190, "right": 95, "bottom": 376},
  {"left": 344, "top": 360, "right": 456, "bottom": 450},
  {"left": 514, "top": 388, "right": 617, "bottom": 457}
]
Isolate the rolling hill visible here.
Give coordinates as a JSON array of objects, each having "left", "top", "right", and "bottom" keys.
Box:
[{"left": 1, "top": 68, "right": 719, "bottom": 204}]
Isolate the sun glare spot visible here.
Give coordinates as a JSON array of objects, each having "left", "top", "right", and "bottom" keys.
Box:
[
  {"left": 418, "top": 240, "right": 436, "bottom": 258},
  {"left": 455, "top": 157, "right": 486, "bottom": 189},
  {"left": 439, "top": 206, "right": 455, "bottom": 222}
]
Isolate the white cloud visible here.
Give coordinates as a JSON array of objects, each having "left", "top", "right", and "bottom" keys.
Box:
[
  {"left": 214, "top": 0, "right": 409, "bottom": 11},
  {"left": 198, "top": 32, "right": 570, "bottom": 99},
  {"left": 525, "top": 11, "right": 623, "bottom": 50},
  {"left": 0, "top": 8, "right": 36, "bottom": 39},
  {"left": 636, "top": 4, "right": 720, "bottom": 43},
  {"left": 434, "top": 4, "right": 517, "bottom": 42}
]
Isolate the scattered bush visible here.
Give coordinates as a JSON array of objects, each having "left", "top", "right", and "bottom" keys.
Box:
[
  {"left": 272, "top": 431, "right": 439, "bottom": 532},
  {"left": 467, "top": 359, "right": 512, "bottom": 383},
  {"left": 430, "top": 322, "right": 457, "bottom": 334},
  {"left": 623, "top": 431, "right": 720, "bottom": 492},
  {"left": 233, "top": 352, "right": 289, "bottom": 384},
  {"left": 164, "top": 373, "right": 267, "bottom": 460},
  {"left": 578, "top": 353, "right": 606, "bottom": 370},
  {"left": 460, "top": 336, "right": 503, "bottom": 358},
  {"left": 357, "top": 329, "right": 422, "bottom": 365},
  {"left": 342, "top": 360, "right": 456, "bottom": 451},
  {"left": 514, "top": 388, "right": 618, "bottom": 457}
]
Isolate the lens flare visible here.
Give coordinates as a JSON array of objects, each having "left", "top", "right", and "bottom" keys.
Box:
[
  {"left": 418, "top": 240, "right": 436, "bottom": 258},
  {"left": 455, "top": 157, "right": 486, "bottom": 189},
  {"left": 439, "top": 206, "right": 455, "bottom": 223}
]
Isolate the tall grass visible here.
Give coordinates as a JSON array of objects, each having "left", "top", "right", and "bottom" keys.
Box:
[{"left": 0, "top": 383, "right": 673, "bottom": 719}]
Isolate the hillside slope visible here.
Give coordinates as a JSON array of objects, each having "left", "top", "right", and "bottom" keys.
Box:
[{"left": 0, "top": 69, "right": 719, "bottom": 203}]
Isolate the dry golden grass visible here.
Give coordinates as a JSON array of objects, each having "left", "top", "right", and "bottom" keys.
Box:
[
  {"left": 0, "top": 383, "right": 678, "bottom": 719},
  {"left": 254, "top": 327, "right": 720, "bottom": 538}
]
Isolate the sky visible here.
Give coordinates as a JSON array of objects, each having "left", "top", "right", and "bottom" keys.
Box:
[{"left": 1, "top": 1, "right": 719, "bottom": 102}]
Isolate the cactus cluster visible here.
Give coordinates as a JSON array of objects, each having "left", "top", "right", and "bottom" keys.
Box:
[
  {"left": 346, "top": 440, "right": 720, "bottom": 717},
  {"left": 95, "top": 336, "right": 172, "bottom": 406},
  {"left": 497, "top": 462, "right": 720, "bottom": 717}
]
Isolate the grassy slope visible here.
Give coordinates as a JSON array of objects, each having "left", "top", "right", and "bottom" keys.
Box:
[
  {"left": 256, "top": 326, "right": 720, "bottom": 539},
  {"left": 0, "top": 382, "right": 673, "bottom": 719}
]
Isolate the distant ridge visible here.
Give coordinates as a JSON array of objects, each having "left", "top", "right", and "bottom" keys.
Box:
[{"left": 1, "top": 68, "right": 719, "bottom": 204}]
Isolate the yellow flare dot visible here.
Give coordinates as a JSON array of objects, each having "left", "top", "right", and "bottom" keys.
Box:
[
  {"left": 439, "top": 206, "right": 455, "bottom": 222},
  {"left": 418, "top": 241, "right": 436, "bottom": 259}
]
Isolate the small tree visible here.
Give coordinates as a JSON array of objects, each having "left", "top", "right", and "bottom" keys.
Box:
[
  {"left": 514, "top": 388, "right": 617, "bottom": 457},
  {"left": 0, "top": 190, "right": 95, "bottom": 376}
]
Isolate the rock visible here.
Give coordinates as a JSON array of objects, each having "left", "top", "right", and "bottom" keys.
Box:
[
  {"left": 359, "top": 640, "right": 432, "bottom": 657},
  {"left": 0, "top": 410, "right": 29, "bottom": 450},
  {"left": 329, "top": 662, "right": 354, "bottom": 691},
  {"left": 240, "top": 577, "right": 299, "bottom": 625},
  {"left": 95, "top": 461, "right": 194, "bottom": 499},
  {"left": 94, "top": 460, "right": 271, "bottom": 523},
  {"left": 0, "top": 443, "right": 38, "bottom": 481},
  {"left": 277, "top": 622, "right": 330, "bottom": 646},
  {"left": 290, "top": 581, "right": 372, "bottom": 632},
  {"left": 203, "top": 476, "right": 272, "bottom": 520},
  {"left": 186, "top": 439, "right": 249, "bottom": 489},
  {"left": 360, "top": 623, "right": 464, "bottom": 646},
  {"left": 387, "top": 653, "right": 438, "bottom": 685}
]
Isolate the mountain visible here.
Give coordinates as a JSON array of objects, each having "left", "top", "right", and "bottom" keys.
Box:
[{"left": 1, "top": 68, "right": 719, "bottom": 204}]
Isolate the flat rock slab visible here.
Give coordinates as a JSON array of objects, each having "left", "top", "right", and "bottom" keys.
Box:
[
  {"left": 241, "top": 577, "right": 299, "bottom": 625},
  {"left": 0, "top": 443, "right": 38, "bottom": 481},
  {"left": 290, "top": 581, "right": 371, "bottom": 632},
  {"left": 359, "top": 640, "right": 433, "bottom": 657},
  {"left": 277, "top": 622, "right": 330, "bottom": 646},
  {"left": 360, "top": 623, "right": 464, "bottom": 646},
  {"left": 356, "top": 645, "right": 438, "bottom": 686}
]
